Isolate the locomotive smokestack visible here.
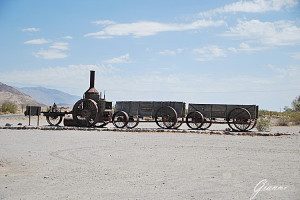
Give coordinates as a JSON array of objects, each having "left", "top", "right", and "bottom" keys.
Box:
[
  {"left": 90, "top": 70, "right": 95, "bottom": 88},
  {"left": 84, "top": 70, "right": 99, "bottom": 101}
]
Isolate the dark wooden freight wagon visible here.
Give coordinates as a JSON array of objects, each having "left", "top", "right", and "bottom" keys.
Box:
[
  {"left": 186, "top": 104, "right": 258, "bottom": 131},
  {"left": 113, "top": 101, "right": 186, "bottom": 129}
]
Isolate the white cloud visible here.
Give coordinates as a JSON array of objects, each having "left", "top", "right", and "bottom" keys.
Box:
[
  {"left": 24, "top": 38, "right": 50, "bottom": 45},
  {"left": 85, "top": 19, "right": 224, "bottom": 38},
  {"left": 34, "top": 49, "right": 68, "bottom": 59},
  {"left": 228, "top": 42, "right": 265, "bottom": 52},
  {"left": 32, "top": 41, "right": 69, "bottom": 60},
  {"left": 104, "top": 54, "right": 130, "bottom": 64},
  {"left": 266, "top": 64, "right": 300, "bottom": 78},
  {"left": 92, "top": 20, "right": 115, "bottom": 26},
  {"left": 193, "top": 45, "right": 226, "bottom": 61},
  {"left": 50, "top": 42, "right": 69, "bottom": 50},
  {"left": 290, "top": 52, "right": 300, "bottom": 60},
  {"left": 225, "top": 19, "right": 300, "bottom": 46},
  {"left": 201, "top": 0, "right": 298, "bottom": 16},
  {"left": 159, "top": 48, "right": 184, "bottom": 56},
  {"left": 62, "top": 36, "right": 73, "bottom": 39},
  {"left": 22, "top": 27, "right": 40, "bottom": 32}
]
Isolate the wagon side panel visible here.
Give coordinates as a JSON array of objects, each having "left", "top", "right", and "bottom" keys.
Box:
[{"left": 188, "top": 104, "right": 258, "bottom": 119}]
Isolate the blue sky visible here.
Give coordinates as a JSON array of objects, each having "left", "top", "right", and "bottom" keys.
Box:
[{"left": 0, "top": 0, "right": 299, "bottom": 110}]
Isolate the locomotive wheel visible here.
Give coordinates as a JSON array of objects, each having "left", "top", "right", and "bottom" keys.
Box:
[
  {"left": 227, "top": 108, "right": 252, "bottom": 131},
  {"left": 112, "top": 111, "right": 129, "bottom": 128},
  {"left": 73, "top": 99, "right": 98, "bottom": 127},
  {"left": 155, "top": 106, "right": 178, "bottom": 129},
  {"left": 126, "top": 116, "right": 139, "bottom": 129},
  {"left": 186, "top": 111, "right": 204, "bottom": 130},
  {"left": 200, "top": 118, "right": 212, "bottom": 130},
  {"left": 46, "top": 115, "right": 63, "bottom": 126},
  {"left": 173, "top": 117, "right": 184, "bottom": 129}
]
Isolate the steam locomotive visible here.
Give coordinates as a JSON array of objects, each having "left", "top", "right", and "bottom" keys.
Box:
[{"left": 43, "top": 70, "right": 258, "bottom": 131}]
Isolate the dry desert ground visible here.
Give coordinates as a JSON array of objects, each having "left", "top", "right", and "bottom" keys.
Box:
[{"left": 0, "top": 115, "right": 299, "bottom": 200}]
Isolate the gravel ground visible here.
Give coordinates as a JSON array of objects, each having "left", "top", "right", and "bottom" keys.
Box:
[{"left": 0, "top": 127, "right": 299, "bottom": 200}]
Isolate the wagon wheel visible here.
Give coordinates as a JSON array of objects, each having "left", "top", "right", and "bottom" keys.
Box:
[
  {"left": 155, "top": 106, "right": 178, "bottom": 129},
  {"left": 186, "top": 111, "right": 204, "bottom": 130},
  {"left": 73, "top": 99, "right": 98, "bottom": 127},
  {"left": 248, "top": 119, "right": 257, "bottom": 131},
  {"left": 126, "top": 116, "right": 139, "bottom": 129},
  {"left": 46, "top": 114, "right": 63, "bottom": 126},
  {"left": 173, "top": 117, "right": 184, "bottom": 129},
  {"left": 200, "top": 118, "right": 212, "bottom": 130},
  {"left": 112, "top": 111, "right": 129, "bottom": 128},
  {"left": 228, "top": 108, "right": 252, "bottom": 131}
]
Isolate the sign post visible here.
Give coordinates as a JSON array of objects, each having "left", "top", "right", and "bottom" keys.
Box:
[{"left": 24, "top": 106, "right": 41, "bottom": 126}]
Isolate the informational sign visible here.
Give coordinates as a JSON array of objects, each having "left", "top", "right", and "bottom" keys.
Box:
[{"left": 24, "top": 106, "right": 41, "bottom": 126}]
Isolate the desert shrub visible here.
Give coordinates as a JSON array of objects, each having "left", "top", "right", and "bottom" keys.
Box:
[
  {"left": 1, "top": 102, "right": 18, "bottom": 114},
  {"left": 289, "top": 112, "right": 300, "bottom": 125},
  {"left": 276, "top": 115, "right": 290, "bottom": 126},
  {"left": 292, "top": 96, "right": 300, "bottom": 112},
  {"left": 256, "top": 117, "right": 271, "bottom": 131}
]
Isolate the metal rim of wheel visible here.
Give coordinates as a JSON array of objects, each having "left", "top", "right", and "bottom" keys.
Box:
[
  {"left": 126, "top": 116, "right": 139, "bottom": 129},
  {"left": 200, "top": 118, "right": 212, "bottom": 130},
  {"left": 155, "top": 106, "right": 178, "bottom": 129},
  {"left": 186, "top": 111, "right": 204, "bottom": 130},
  {"left": 248, "top": 119, "right": 257, "bottom": 131},
  {"left": 112, "top": 111, "right": 129, "bottom": 128},
  {"left": 228, "top": 108, "right": 252, "bottom": 131},
  {"left": 173, "top": 117, "right": 184, "bottom": 129},
  {"left": 72, "top": 99, "right": 98, "bottom": 127},
  {"left": 46, "top": 115, "right": 63, "bottom": 126}
]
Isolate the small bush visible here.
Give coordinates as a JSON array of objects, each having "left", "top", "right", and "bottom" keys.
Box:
[
  {"left": 289, "top": 112, "right": 300, "bottom": 125},
  {"left": 1, "top": 102, "right": 18, "bottom": 114},
  {"left": 256, "top": 117, "right": 271, "bottom": 131},
  {"left": 276, "top": 115, "right": 290, "bottom": 126}
]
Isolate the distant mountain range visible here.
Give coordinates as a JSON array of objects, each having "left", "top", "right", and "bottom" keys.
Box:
[
  {"left": 19, "top": 87, "right": 80, "bottom": 106},
  {"left": 0, "top": 82, "right": 81, "bottom": 107},
  {"left": 0, "top": 82, "right": 41, "bottom": 106}
]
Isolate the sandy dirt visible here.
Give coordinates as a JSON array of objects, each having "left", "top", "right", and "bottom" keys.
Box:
[{"left": 0, "top": 124, "right": 299, "bottom": 200}]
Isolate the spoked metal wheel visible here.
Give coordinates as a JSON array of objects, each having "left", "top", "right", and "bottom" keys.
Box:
[
  {"left": 126, "top": 116, "right": 139, "bottom": 129},
  {"left": 200, "top": 118, "right": 212, "bottom": 130},
  {"left": 112, "top": 111, "right": 129, "bottom": 128},
  {"left": 46, "top": 115, "right": 63, "bottom": 126},
  {"left": 173, "top": 117, "right": 184, "bottom": 129},
  {"left": 248, "top": 119, "right": 257, "bottom": 131},
  {"left": 186, "top": 111, "right": 204, "bottom": 130},
  {"left": 73, "top": 99, "right": 98, "bottom": 127},
  {"left": 155, "top": 106, "right": 178, "bottom": 129},
  {"left": 227, "top": 108, "right": 252, "bottom": 131}
]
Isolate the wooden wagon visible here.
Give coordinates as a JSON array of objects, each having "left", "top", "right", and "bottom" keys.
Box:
[
  {"left": 113, "top": 101, "right": 186, "bottom": 129},
  {"left": 186, "top": 104, "right": 258, "bottom": 131}
]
